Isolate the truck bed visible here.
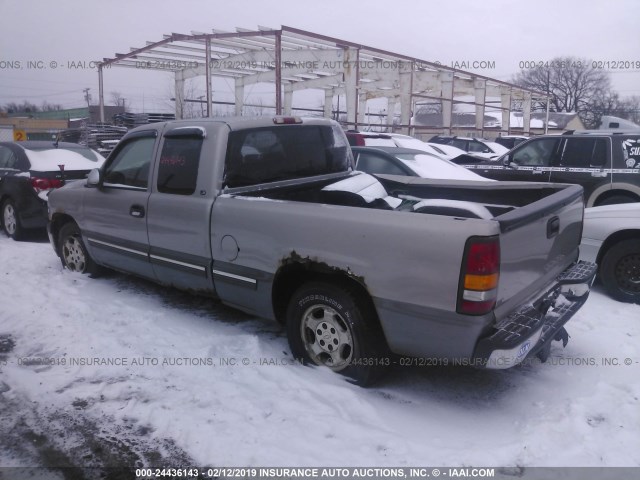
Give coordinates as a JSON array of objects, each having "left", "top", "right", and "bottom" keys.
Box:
[{"left": 225, "top": 172, "right": 585, "bottom": 333}]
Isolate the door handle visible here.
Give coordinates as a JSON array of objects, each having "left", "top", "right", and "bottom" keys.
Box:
[{"left": 130, "top": 205, "right": 145, "bottom": 218}]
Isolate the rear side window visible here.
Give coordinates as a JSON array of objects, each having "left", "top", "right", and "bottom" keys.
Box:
[
  {"left": 451, "top": 139, "right": 468, "bottom": 151},
  {"left": 468, "top": 141, "right": 486, "bottom": 153},
  {"left": 225, "top": 125, "right": 352, "bottom": 187},
  {"left": 0, "top": 146, "right": 18, "bottom": 169},
  {"left": 355, "top": 152, "right": 407, "bottom": 176},
  {"left": 560, "top": 138, "right": 609, "bottom": 167},
  {"left": 157, "top": 138, "right": 202, "bottom": 195}
]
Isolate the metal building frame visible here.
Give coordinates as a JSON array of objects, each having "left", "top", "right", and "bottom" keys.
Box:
[{"left": 97, "top": 25, "right": 548, "bottom": 136}]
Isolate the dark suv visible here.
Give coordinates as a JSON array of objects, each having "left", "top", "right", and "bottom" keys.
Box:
[{"left": 460, "top": 132, "right": 640, "bottom": 206}]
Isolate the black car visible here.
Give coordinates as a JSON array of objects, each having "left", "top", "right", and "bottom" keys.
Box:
[
  {"left": 459, "top": 131, "right": 640, "bottom": 207},
  {"left": 0, "top": 141, "right": 104, "bottom": 240}
]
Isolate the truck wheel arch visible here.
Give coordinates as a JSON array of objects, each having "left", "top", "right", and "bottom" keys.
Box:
[
  {"left": 271, "top": 260, "right": 379, "bottom": 328},
  {"left": 591, "top": 185, "right": 640, "bottom": 207},
  {"left": 49, "top": 214, "right": 78, "bottom": 253}
]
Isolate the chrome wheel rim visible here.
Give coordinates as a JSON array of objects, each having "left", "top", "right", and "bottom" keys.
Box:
[
  {"left": 300, "top": 304, "right": 353, "bottom": 371},
  {"left": 62, "top": 235, "right": 86, "bottom": 272},
  {"left": 3, "top": 204, "right": 16, "bottom": 235}
]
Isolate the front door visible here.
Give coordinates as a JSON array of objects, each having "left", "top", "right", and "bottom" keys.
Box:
[
  {"left": 81, "top": 130, "right": 157, "bottom": 280},
  {"left": 473, "top": 137, "right": 560, "bottom": 182}
]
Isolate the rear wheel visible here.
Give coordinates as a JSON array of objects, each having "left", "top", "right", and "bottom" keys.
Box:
[
  {"left": 286, "top": 281, "right": 387, "bottom": 386},
  {"left": 58, "top": 222, "right": 101, "bottom": 276},
  {"left": 1, "top": 199, "right": 25, "bottom": 241},
  {"left": 600, "top": 239, "right": 640, "bottom": 303}
]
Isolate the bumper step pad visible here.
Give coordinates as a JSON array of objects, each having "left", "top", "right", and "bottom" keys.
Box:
[{"left": 473, "top": 260, "right": 596, "bottom": 369}]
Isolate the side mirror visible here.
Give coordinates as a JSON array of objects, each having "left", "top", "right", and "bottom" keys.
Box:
[
  {"left": 86, "top": 168, "right": 101, "bottom": 188},
  {"left": 503, "top": 155, "right": 518, "bottom": 169}
]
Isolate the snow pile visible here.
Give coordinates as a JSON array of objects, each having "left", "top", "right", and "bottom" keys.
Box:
[{"left": 0, "top": 236, "right": 638, "bottom": 467}]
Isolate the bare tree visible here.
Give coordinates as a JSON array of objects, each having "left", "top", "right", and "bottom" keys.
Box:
[
  {"left": 40, "top": 101, "right": 63, "bottom": 111},
  {"left": 3, "top": 100, "right": 40, "bottom": 113},
  {"left": 110, "top": 91, "right": 128, "bottom": 109},
  {"left": 616, "top": 96, "right": 640, "bottom": 125},
  {"left": 163, "top": 79, "right": 202, "bottom": 118},
  {"left": 513, "top": 56, "right": 612, "bottom": 128}
]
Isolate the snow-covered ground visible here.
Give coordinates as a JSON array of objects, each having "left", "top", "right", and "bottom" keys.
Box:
[{"left": 0, "top": 234, "right": 639, "bottom": 469}]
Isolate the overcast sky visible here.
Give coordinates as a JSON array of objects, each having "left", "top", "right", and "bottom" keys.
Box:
[{"left": 1, "top": 0, "right": 639, "bottom": 114}]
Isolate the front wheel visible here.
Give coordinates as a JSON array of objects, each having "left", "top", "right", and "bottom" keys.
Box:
[
  {"left": 2, "top": 199, "right": 25, "bottom": 240},
  {"left": 600, "top": 239, "right": 640, "bottom": 303},
  {"left": 58, "top": 222, "right": 101, "bottom": 276},
  {"left": 286, "top": 281, "right": 387, "bottom": 386}
]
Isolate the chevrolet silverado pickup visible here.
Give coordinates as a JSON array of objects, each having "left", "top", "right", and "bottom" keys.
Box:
[{"left": 47, "top": 117, "right": 596, "bottom": 385}]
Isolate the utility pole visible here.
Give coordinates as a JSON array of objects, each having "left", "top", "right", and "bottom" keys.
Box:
[
  {"left": 83, "top": 88, "right": 91, "bottom": 109},
  {"left": 198, "top": 95, "right": 205, "bottom": 117}
]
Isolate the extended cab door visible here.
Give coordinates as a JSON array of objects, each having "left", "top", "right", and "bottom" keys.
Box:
[
  {"left": 82, "top": 130, "right": 157, "bottom": 280},
  {"left": 146, "top": 127, "right": 215, "bottom": 294},
  {"left": 549, "top": 136, "right": 611, "bottom": 206}
]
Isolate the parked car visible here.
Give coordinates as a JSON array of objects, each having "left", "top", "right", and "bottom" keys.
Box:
[
  {"left": 383, "top": 134, "right": 467, "bottom": 161},
  {"left": 0, "top": 141, "right": 105, "bottom": 240},
  {"left": 429, "top": 135, "right": 509, "bottom": 160},
  {"left": 345, "top": 131, "right": 396, "bottom": 147},
  {"left": 459, "top": 131, "right": 640, "bottom": 207},
  {"left": 346, "top": 130, "right": 468, "bottom": 161},
  {"left": 352, "top": 146, "right": 489, "bottom": 181},
  {"left": 494, "top": 135, "right": 529, "bottom": 150},
  {"left": 48, "top": 116, "right": 595, "bottom": 385},
  {"left": 580, "top": 203, "right": 640, "bottom": 303}
]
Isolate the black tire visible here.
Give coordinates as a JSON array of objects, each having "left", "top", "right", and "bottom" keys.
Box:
[
  {"left": 286, "top": 281, "right": 387, "bottom": 386},
  {"left": 1, "top": 199, "right": 25, "bottom": 241},
  {"left": 596, "top": 195, "right": 638, "bottom": 207},
  {"left": 600, "top": 239, "right": 640, "bottom": 303},
  {"left": 58, "top": 222, "right": 102, "bottom": 276}
]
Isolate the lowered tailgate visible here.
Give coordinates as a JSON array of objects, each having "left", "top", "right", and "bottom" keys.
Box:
[{"left": 493, "top": 184, "right": 585, "bottom": 321}]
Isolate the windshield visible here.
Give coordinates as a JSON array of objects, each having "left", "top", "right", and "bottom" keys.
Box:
[{"left": 225, "top": 125, "right": 352, "bottom": 188}]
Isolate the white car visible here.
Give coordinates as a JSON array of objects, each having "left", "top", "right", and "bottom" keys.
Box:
[
  {"left": 429, "top": 135, "right": 510, "bottom": 160},
  {"left": 579, "top": 203, "right": 640, "bottom": 303},
  {"left": 384, "top": 134, "right": 467, "bottom": 161},
  {"left": 352, "top": 146, "right": 491, "bottom": 182}
]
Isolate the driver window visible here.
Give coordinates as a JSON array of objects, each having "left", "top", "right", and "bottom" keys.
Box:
[
  {"left": 103, "top": 136, "right": 155, "bottom": 189},
  {"left": 512, "top": 138, "right": 559, "bottom": 166}
]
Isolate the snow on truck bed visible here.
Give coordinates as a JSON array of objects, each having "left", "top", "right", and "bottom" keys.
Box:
[{"left": 0, "top": 235, "right": 638, "bottom": 468}]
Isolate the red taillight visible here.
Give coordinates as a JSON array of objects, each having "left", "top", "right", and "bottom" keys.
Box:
[
  {"left": 458, "top": 236, "right": 500, "bottom": 315},
  {"left": 354, "top": 135, "right": 365, "bottom": 146},
  {"left": 30, "top": 177, "right": 63, "bottom": 193}
]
